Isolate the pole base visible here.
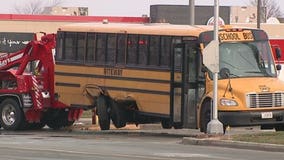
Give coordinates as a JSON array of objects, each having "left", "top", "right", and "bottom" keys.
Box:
[{"left": 207, "top": 119, "right": 224, "bottom": 135}]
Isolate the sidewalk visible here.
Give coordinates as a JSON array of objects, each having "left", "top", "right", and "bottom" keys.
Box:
[{"left": 73, "top": 118, "right": 284, "bottom": 152}]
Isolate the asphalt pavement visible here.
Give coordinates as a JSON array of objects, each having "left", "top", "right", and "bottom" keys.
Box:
[{"left": 72, "top": 118, "right": 284, "bottom": 152}]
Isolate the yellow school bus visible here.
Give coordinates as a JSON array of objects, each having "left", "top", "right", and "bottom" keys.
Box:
[{"left": 55, "top": 22, "right": 284, "bottom": 132}]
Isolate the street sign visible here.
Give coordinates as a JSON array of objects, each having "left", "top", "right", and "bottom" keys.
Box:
[
  {"left": 203, "top": 40, "right": 219, "bottom": 73},
  {"left": 206, "top": 16, "right": 225, "bottom": 26}
]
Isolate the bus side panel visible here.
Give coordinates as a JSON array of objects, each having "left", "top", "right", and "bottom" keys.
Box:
[{"left": 55, "top": 64, "right": 171, "bottom": 115}]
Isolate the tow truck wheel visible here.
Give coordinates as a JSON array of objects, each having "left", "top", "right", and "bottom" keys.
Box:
[
  {"left": 27, "top": 122, "right": 46, "bottom": 130},
  {"left": 97, "top": 96, "right": 110, "bottom": 130},
  {"left": 45, "top": 110, "right": 74, "bottom": 130},
  {"left": 0, "top": 98, "right": 24, "bottom": 130}
]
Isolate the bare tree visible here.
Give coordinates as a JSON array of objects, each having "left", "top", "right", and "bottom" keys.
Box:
[
  {"left": 14, "top": 0, "right": 63, "bottom": 15},
  {"left": 249, "top": 0, "right": 283, "bottom": 19}
]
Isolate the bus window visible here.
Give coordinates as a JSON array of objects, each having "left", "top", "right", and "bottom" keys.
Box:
[
  {"left": 77, "top": 33, "right": 85, "bottom": 63},
  {"left": 117, "top": 34, "right": 126, "bottom": 65},
  {"left": 56, "top": 32, "right": 64, "bottom": 61},
  {"left": 96, "top": 33, "right": 107, "bottom": 64},
  {"left": 86, "top": 33, "right": 96, "bottom": 64},
  {"left": 149, "top": 35, "right": 160, "bottom": 66},
  {"left": 255, "top": 41, "right": 276, "bottom": 75},
  {"left": 138, "top": 35, "right": 148, "bottom": 65},
  {"left": 160, "top": 36, "right": 171, "bottom": 67},
  {"left": 173, "top": 37, "right": 182, "bottom": 70},
  {"left": 219, "top": 42, "right": 276, "bottom": 78},
  {"left": 187, "top": 44, "right": 199, "bottom": 82},
  {"left": 64, "top": 32, "right": 77, "bottom": 61},
  {"left": 127, "top": 34, "right": 138, "bottom": 65},
  {"left": 106, "top": 34, "right": 116, "bottom": 65}
]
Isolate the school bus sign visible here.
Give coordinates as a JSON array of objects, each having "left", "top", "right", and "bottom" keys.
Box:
[{"left": 219, "top": 30, "right": 254, "bottom": 42}]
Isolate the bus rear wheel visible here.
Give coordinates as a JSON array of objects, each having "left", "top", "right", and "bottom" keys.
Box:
[
  {"left": 97, "top": 96, "right": 110, "bottom": 130},
  {"left": 173, "top": 123, "right": 183, "bottom": 129},
  {"left": 161, "top": 119, "right": 172, "bottom": 129}
]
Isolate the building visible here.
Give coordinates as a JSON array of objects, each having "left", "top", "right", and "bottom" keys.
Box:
[
  {"left": 0, "top": 14, "right": 149, "bottom": 34},
  {"left": 42, "top": 7, "right": 88, "bottom": 16},
  {"left": 150, "top": 5, "right": 230, "bottom": 25},
  {"left": 230, "top": 6, "right": 257, "bottom": 23},
  {"left": 150, "top": 5, "right": 273, "bottom": 25}
]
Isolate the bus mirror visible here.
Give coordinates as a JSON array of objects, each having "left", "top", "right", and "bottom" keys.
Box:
[
  {"left": 220, "top": 68, "right": 230, "bottom": 79},
  {"left": 276, "top": 64, "right": 282, "bottom": 71},
  {"left": 275, "top": 47, "right": 281, "bottom": 60},
  {"left": 201, "top": 65, "right": 208, "bottom": 72}
]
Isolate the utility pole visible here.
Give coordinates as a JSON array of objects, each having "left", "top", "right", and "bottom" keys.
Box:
[
  {"left": 257, "top": 0, "right": 261, "bottom": 28},
  {"left": 189, "top": 0, "right": 195, "bottom": 25},
  {"left": 206, "top": 0, "right": 224, "bottom": 135}
]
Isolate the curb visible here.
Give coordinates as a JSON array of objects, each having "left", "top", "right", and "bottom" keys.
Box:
[
  {"left": 73, "top": 120, "right": 284, "bottom": 152},
  {"left": 182, "top": 137, "right": 284, "bottom": 152},
  {"left": 71, "top": 127, "right": 200, "bottom": 138}
]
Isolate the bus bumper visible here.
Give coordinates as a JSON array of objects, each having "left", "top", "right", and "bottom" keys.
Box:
[{"left": 218, "top": 110, "right": 284, "bottom": 127}]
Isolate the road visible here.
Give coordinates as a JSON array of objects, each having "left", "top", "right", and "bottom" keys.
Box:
[{"left": 0, "top": 129, "right": 283, "bottom": 160}]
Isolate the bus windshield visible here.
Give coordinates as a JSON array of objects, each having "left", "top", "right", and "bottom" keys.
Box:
[{"left": 219, "top": 41, "right": 277, "bottom": 79}]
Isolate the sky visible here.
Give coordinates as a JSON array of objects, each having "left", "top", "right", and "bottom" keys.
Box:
[{"left": 1, "top": 0, "right": 284, "bottom": 17}]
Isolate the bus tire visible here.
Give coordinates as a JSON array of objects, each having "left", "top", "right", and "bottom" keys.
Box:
[
  {"left": 200, "top": 101, "right": 211, "bottom": 133},
  {"left": 173, "top": 123, "right": 183, "bottom": 129},
  {"left": 110, "top": 100, "right": 126, "bottom": 128},
  {"left": 161, "top": 119, "right": 172, "bottom": 129},
  {"left": 275, "top": 125, "right": 284, "bottom": 131},
  {"left": 0, "top": 98, "right": 24, "bottom": 130},
  {"left": 97, "top": 96, "right": 110, "bottom": 130},
  {"left": 260, "top": 124, "right": 274, "bottom": 130}
]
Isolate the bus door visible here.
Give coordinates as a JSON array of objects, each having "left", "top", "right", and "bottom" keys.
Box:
[{"left": 170, "top": 40, "right": 202, "bottom": 129}]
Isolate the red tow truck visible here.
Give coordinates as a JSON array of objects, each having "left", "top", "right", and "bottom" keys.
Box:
[
  {"left": 0, "top": 33, "right": 82, "bottom": 130},
  {"left": 270, "top": 39, "right": 284, "bottom": 81}
]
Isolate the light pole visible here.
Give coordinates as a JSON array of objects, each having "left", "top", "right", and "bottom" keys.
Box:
[
  {"left": 189, "top": 0, "right": 195, "bottom": 25},
  {"left": 206, "top": 0, "right": 224, "bottom": 135},
  {"left": 257, "top": 0, "right": 261, "bottom": 28}
]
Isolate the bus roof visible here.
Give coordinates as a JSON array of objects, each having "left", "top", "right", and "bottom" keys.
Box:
[{"left": 58, "top": 22, "right": 214, "bottom": 37}]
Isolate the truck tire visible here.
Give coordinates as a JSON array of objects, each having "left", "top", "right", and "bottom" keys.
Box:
[
  {"left": 200, "top": 101, "right": 211, "bottom": 133},
  {"left": 0, "top": 98, "right": 24, "bottom": 130},
  {"left": 110, "top": 100, "right": 126, "bottom": 128},
  {"left": 47, "top": 120, "right": 74, "bottom": 130},
  {"left": 45, "top": 109, "right": 74, "bottom": 130},
  {"left": 173, "top": 123, "right": 183, "bottom": 129},
  {"left": 97, "top": 96, "right": 110, "bottom": 130},
  {"left": 27, "top": 122, "right": 46, "bottom": 130},
  {"left": 161, "top": 119, "right": 172, "bottom": 129}
]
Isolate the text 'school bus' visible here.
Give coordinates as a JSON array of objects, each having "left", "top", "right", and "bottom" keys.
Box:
[{"left": 54, "top": 22, "right": 284, "bottom": 132}]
